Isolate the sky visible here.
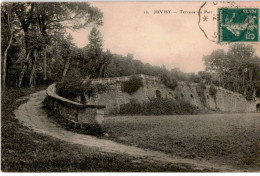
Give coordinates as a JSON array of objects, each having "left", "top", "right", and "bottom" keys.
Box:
[{"left": 70, "top": 1, "right": 260, "bottom": 73}]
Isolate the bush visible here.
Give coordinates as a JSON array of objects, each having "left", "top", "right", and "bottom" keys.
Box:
[
  {"left": 122, "top": 75, "right": 143, "bottom": 95},
  {"left": 160, "top": 74, "right": 178, "bottom": 91},
  {"left": 189, "top": 74, "right": 202, "bottom": 83},
  {"left": 119, "top": 99, "right": 142, "bottom": 115},
  {"left": 119, "top": 97, "right": 199, "bottom": 115},
  {"left": 245, "top": 91, "right": 254, "bottom": 101},
  {"left": 56, "top": 69, "right": 111, "bottom": 103},
  {"left": 93, "top": 83, "right": 110, "bottom": 94},
  {"left": 143, "top": 98, "right": 180, "bottom": 115},
  {"left": 209, "top": 85, "right": 217, "bottom": 100},
  {"left": 84, "top": 83, "right": 110, "bottom": 99},
  {"left": 196, "top": 82, "right": 207, "bottom": 107},
  {"left": 56, "top": 69, "right": 91, "bottom": 102}
]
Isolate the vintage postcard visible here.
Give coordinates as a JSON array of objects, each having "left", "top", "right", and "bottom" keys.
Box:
[{"left": 1, "top": 1, "right": 260, "bottom": 172}]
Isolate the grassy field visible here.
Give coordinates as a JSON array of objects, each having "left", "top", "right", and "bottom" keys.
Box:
[
  {"left": 2, "top": 87, "right": 259, "bottom": 171},
  {"left": 1, "top": 87, "right": 202, "bottom": 172},
  {"left": 103, "top": 113, "right": 260, "bottom": 171}
]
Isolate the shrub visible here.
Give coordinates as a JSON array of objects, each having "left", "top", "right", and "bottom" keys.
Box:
[
  {"left": 196, "top": 82, "right": 207, "bottom": 107},
  {"left": 198, "top": 81, "right": 206, "bottom": 89},
  {"left": 119, "top": 97, "right": 199, "bottom": 115},
  {"left": 209, "top": 85, "right": 217, "bottom": 100},
  {"left": 122, "top": 75, "right": 143, "bottom": 95},
  {"left": 179, "top": 101, "right": 199, "bottom": 114},
  {"left": 143, "top": 98, "right": 199, "bottom": 115},
  {"left": 93, "top": 83, "right": 109, "bottom": 94},
  {"left": 56, "top": 69, "right": 91, "bottom": 102},
  {"left": 119, "top": 99, "right": 142, "bottom": 115},
  {"left": 245, "top": 91, "right": 254, "bottom": 101},
  {"left": 212, "top": 80, "right": 220, "bottom": 87},
  {"left": 143, "top": 98, "right": 180, "bottom": 115},
  {"left": 84, "top": 83, "right": 110, "bottom": 99},
  {"left": 186, "top": 81, "right": 191, "bottom": 87},
  {"left": 189, "top": 74, "right": 202, "bottom": 83},
  {"left": 160, "top": 74, "right": 178, "bottom": 91}
]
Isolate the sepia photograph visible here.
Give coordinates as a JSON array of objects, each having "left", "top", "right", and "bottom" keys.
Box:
[{"left": 1, "top": 1, "right": 260, "bottom": 172}]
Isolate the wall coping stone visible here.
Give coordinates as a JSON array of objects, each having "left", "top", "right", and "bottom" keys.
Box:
[{"left": 46, "top": 84, "right": 105, "bottom": 109}]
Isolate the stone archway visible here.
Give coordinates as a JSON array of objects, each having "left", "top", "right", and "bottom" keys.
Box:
[{"left": 256, "top": 104, "right": 260, "bottom": 112}]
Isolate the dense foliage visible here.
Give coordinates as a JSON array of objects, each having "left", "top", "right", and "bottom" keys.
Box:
[
  {"left": 1, "top": 2, "right": 104, "bottom": 89},
  {"left": 196, "top": 82, "right": 207, "bottom": 107},
  {"left": 119, "top": 98, "right": 199, "bottom": 115},
  {"left": 209, "top": 85, "right": 217, "bottom": 100},
  {"left": 121, "top": 76, "right": 143, "bottom": 95},
  {"left": 56, "top": 68, "right": 111, "bottom": 102},
  {"left": 56, "top": 70, "right": 90, "bottom": 103},
  {"left": 203, "top": 44, "right": 260, "bottom": 99},
  {"left": 160, "top": 73, "right": 178, "bottom": 90}
]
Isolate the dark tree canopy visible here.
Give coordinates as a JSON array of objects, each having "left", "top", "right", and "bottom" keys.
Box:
[
  {"left": 1, "top": 2, "right": 103, "bottom": 88},
  {"left": 203, "top": 44, "right": 260, "bottom": 99}
]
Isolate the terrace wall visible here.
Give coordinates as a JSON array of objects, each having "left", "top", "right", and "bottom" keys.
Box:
[
  {"left": 45, "top": 84, "right": 105, "bottom": 128},
  {"left": 84, "top": 75, "right": 260, "bottom": 114}
]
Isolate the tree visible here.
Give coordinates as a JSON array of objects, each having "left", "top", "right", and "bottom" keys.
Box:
[
  {"left": 61, "top": 35, "right": 75, "bottom": 82},
  {"left": 99, "top": 50, "right": 112, "bottom": 78},
  {"left": 198, "top": 71, "right": 213, "bottom": 85},
  {"left": 84, "top": 27, "right": 104, "bottom": 78},
  {"left": 203, "top": 44, "right": 260, "bottom": 99},
  {"left": 12, "top": 2, "right": 103, "bottom": 87},
  {"left": 1, "top": 3, "right": 16, "bottom": 89},
  {"left": 33, "top": 2, "right": 103, "bottom": 82},
  {"left": 188, "top": 73, "right": 202, "bottom": 83}
]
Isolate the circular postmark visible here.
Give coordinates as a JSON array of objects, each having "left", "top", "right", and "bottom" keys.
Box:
[{"left": 198, "top": 2, "right": 259, "bottom": 44}]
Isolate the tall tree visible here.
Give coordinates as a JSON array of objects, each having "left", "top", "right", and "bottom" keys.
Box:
[
  {"left": 98, "top": 50, "right": 112, "bottom": 78},
  {"left": 33, "top": 2, "right": 103, "bottom": 82},
  {"left": 1, "top": 3, "right": 16, "bottom": 89},
  {"left": 203, "top": 44, "right": 260, "bottom": 99},
  {"left": 85, "top": 27, "right": 104, "bottom": 78},
  {"left": 13, "top": 2, "right": 103, "bottom": 87},
  {"left": 61, "top": 35, "right": 75, "bottom": 82}
]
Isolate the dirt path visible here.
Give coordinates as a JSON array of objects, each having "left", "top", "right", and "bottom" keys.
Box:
[{"left": 14, "top": 90, "right": 241, "bottom": 172}]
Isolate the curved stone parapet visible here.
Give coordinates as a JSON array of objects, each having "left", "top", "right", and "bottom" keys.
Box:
[{"left": 45, "top": 84, "right": 106, "bottom": 129}]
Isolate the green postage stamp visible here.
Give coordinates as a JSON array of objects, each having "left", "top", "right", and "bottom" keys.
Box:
[{"left": 218, "top": 8, "right": 259, "bottom": 42}]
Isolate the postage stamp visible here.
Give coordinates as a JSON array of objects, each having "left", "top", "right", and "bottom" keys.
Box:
[{"left": 218, "top": 8, "right": 259, "bottom": 42}]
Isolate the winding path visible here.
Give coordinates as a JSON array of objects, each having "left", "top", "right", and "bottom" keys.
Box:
[{"left": 14, "top": 90, "right": 240, "bottom": 172}]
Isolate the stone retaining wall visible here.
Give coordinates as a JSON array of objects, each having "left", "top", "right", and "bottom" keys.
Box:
[
  {"left": 85, "top": 75, "right": 260, "bottom": 114},
  {"left": 84, "top": 74, "right": 159, "bottom": 85},
  {"left": 45, "top": 84, "right": 105, "bottom": 129}
]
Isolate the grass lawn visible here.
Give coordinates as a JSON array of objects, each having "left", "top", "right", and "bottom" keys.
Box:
[
  {"left": 1, "top": 87, "right": 202, "bottom": 172},
  {"left": 103, "top": 114, "right": 260, "bottom": 171}
]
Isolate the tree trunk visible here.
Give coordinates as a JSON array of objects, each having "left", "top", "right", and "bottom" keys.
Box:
[
  {"left": 2, "top": 32, "right": 13, "bottom": 89},
  {"left": 244, "top": 87, "right": 247, "bottom": 96},
  {"left": 250, "top": 69, "right": 253, "bottom": 82},
  {"left": 61, "top": 57, "right": 70, "bottom": 82},
  {"left": 253, "top": 87, "right": 256, "bottom": 100},
  {"left": 18, "top": 50, "right": 31, "bottom": 87},
  {"left": 43, "top": 49, "right": 47, "bottom": 82},
  {"left": 98, "top": 64, "right": 105, "bottom": 78},
  {"left": 33, "top": 71, "right": 37, "bottom": 86},
  {"left": 18, "top": 65, "right": 28, "bottom": 88},
  {"left": 29, "top": 50, "right": 37, "bottom": 87},
  {"left": 2, "top": 9, "right": 13, "bottom": 89},
  {"left": 242, "top": 71, "right": 245, "bottom": 95}
]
